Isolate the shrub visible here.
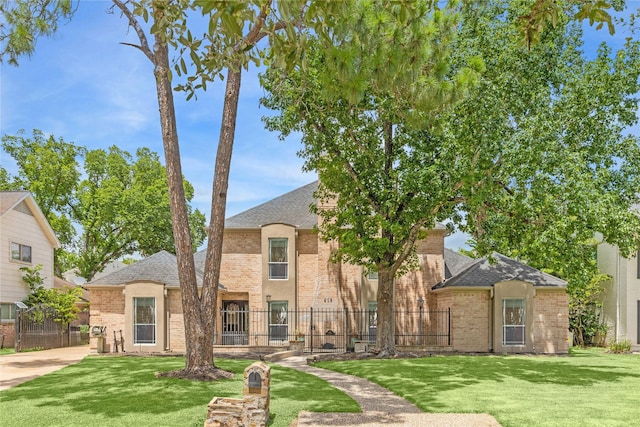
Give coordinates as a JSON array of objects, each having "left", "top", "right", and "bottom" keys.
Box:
[{"left": 607, "top": 339, "right": 632, "bottom": 353}]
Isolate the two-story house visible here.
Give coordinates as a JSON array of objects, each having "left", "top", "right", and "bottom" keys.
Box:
[
  {"left": 0, "top": 192, "right": 60, "bottom": 347},
  {"left": 87, "top": 182, "right": 569, "bottom": 354},
  {"left": 598, "top": 242, "right": 640, "bottom": 351}
]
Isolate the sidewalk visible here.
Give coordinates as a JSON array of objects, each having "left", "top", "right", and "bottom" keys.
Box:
[
  {"left": 0, "top": 345, "right": 90, "bottom": 391},
  {"left": 275, "top": 356, "right": 501, "bottom": 427}
]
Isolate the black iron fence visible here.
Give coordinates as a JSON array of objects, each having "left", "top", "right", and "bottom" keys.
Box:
[
  {"left": 218, "top": 307, "right": 450, "bottom": 353},
  {"left": 15, "top": 304, "right": 89, "bottom": 352}
]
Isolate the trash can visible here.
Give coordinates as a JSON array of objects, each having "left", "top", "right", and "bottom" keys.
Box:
[{"left": 96, "top": 336, "right": 105, "bottom": 353}]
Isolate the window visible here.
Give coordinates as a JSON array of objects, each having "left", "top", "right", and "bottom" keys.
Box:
[
  {"left": 503, "top": 298, "right": 525, "bottom": 346},
  {"left": 367, "top": 270, "right": 378, "bottom": 280},
  {"left": 368, "top": 301, "right": 378, "bottom": 343},
  {"left": 11, "top": 242, "right": 32, "bottom": 263},
  {"left": 0, "top": 303, "right": 16, "bottom": 321},
  {"left": 133, "top": 297, "right": 155, "bottom": 344},
  {"left": 268, "top": 301, "right": 288, "bottom": 341},
  {"left": 268, "top": 238, "right": 288, "bottom": 279}
]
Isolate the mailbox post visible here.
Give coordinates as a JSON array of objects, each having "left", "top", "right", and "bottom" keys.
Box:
[{"left": 205, "top": 361, "right": 271, "bottom": 426}]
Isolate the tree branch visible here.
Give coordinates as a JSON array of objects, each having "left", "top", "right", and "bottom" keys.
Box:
[{"left": 112, "top": 0, "right": 155, "bottom": 64}]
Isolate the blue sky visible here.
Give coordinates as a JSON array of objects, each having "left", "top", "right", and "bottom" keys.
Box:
[{"left": 1, "top": 2, "right": 638, "bottom": 252}]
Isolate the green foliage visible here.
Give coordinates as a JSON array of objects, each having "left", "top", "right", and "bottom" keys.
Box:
[
  {"left": 517, "top": 0, "right": 617, "bottom": 49},
  {"left": 19, "top": 264, "right": 45, "bottom": 291},
  {"left": 569, "top": 272, "right": 609, "bottom": 347},
  {"left": 0, "top": 0, "right": 75, "bottom": 66},
  {"left": 262, "top": 2, "right": 481, "bottom": 278},
  {"left": 20, "top": 264, "right": 82, "bottom": 325},
  {"left": 2, "top": 130, "right": 206, "bottom": 280},
  {"left": 607, "top": 339, "right": 632, "bottom": 353}
]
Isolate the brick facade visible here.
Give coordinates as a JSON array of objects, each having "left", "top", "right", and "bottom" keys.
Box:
[
  {"left": 533, "top": 290, "right": 569, "bottom": 353},
  {"left": 0, "top": 322, "right": 15, "bottom": 348},
  {"left": 86, "top": 186, "right": 569, "bottom": 355}
]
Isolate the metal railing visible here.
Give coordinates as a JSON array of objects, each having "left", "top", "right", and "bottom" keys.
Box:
[{"left": 218, "top": 307, "right": 450, "bottom": 353}]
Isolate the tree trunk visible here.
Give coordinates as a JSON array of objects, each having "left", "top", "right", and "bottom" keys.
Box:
[
  {"left": 152, "top": 35, "right": 213, "bottom": 371},
  {"left": 200, "top": 66, "right": 242, "bottom": 358},
  {"left": 376, "top": 268, "right": 397, "bottom": 356}
]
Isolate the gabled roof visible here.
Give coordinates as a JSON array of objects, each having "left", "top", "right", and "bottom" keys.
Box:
[
  {"left": 224, "top": 180, "right": 448, "bottom": 231},
  {"left": 0, "top": 191, "right": 60, "bottom": 248},
  {"left": 433, "top": 252, "right": 566, "bottom": 290},
  {"left": 86, "top": 250, "right": 199, "bottom": 287},
  {"left": 443, "top": 248, "right": 474, "bottom": 279},
  {"left": 225, "top": 181, "right": 318, "bottom": 229},
  {"left": 86, "top": 250, "right": 227, "bottom": 290}
]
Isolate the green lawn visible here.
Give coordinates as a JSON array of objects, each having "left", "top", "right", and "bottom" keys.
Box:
[
  {"left": 0, "top": 356, "right": 358, "bottom": 427},
  {"left": 0, "top": 348, "right": 15, "bottom": 355},
  {"left": 316, "top": 348, "right": 640, "bottom": 427}
]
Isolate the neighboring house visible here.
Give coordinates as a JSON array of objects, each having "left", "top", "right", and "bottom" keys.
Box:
[
  {"left": 86, "top": 181, "right": 569, "bottom": 354},
  {"left": 597, "top": 241, "right": 640, "bottom": 351},
  {"left": 0, "top": 192, "right": 61, "bottom": 347}
]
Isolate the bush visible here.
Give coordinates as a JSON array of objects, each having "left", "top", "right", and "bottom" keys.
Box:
[{"left": 607, "top": 339, "right": 632, "bottom": 354}]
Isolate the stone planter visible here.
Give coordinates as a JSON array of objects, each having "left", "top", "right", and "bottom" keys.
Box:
[{"left": 289, "top": 340, "right": 304, "bottom": 351}]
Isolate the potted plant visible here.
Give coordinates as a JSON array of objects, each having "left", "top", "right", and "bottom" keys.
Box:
[{"left": 295, "top": 329, "right": 305, "bottom": 342}]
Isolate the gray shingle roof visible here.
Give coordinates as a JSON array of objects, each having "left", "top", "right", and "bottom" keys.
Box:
[
  {"left": 87, "top": 250, "right": 201, "bottom": 287},
  {"left": 443, "top": 248, "right": 474, "bottom": 279},
  {"left": 225, "top": 181, "right": 318, "bottom": 229},
  {"left": 433, "top": 252, "right": 566, "bottom": 290}
]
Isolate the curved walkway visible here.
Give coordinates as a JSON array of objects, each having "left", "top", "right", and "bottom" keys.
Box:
[
  {"left": 0, "top": 345, "right": 90, "bottom": 391},
  {"left": 275, "top": 355, "right": 501, "bottom": 427}
]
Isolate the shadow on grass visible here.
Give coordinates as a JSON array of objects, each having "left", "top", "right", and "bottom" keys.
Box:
[
  {"left": 0, "top": 357, "right": 244, "bottom": 418},
  {"left": 317, "top": 351, "right": 640, "bottom": 412},
  {"left": 0, "top": 356, "right": 359, "bottom": 427}
]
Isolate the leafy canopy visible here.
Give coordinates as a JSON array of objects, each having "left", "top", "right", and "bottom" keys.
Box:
[{"left": 1, "top": 130, "right": 206, "bottom": 280}]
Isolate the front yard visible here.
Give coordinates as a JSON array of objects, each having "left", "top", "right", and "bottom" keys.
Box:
[
  {"left": 1, "top": 348, "right": 637, "bottom": 426},
  {"left": 0, "top": 356, "right": 358, "bottom": 427},
  {"left": 316, "top": 348, "right": 640, "bottom": 427}
]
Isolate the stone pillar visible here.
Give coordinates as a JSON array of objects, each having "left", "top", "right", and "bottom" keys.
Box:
[
  {"left": 204, "top": 361, "right": 271, "bottom": 427},
  {"left": 242, "top": 361, "right": 270, "bottom": 426}
]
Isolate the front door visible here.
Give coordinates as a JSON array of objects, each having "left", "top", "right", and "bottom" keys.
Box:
[{"left": 222, "top": 300, "right": 248, "bottom": 345}]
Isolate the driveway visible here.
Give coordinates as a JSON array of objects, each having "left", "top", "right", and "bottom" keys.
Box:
[{"left": 0, "top": 345, "right": 90, "bottom": 391}]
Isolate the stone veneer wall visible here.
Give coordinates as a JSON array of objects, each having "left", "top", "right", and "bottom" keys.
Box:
[{"left": 533, "top": 290, "right": 569, "bottom": 354}]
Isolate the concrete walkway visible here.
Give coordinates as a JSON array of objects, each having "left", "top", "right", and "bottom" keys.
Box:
[
  {"left": 0, "top": 345, "right": 90, "bottom": 391},
  {"left": 275, "top": 355, "right": 501, "bottom": 427}
]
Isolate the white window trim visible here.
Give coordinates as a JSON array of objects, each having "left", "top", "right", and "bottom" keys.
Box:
[
  {"left": 133, "top": 297, "right": 156, "bottom": 345},
  {"left": 0, "top": 303, "right": 17, "bottom": 322},
  {"left": 268, "top": 238, "right": 288, "bottom": 280},
  {"left": 502, "top": 298, "right": 526, "bottom": 346}
]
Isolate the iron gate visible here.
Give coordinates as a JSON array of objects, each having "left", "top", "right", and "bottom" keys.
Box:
[{"left": 15, "top": 304, "right": 87, "bottom": 352}]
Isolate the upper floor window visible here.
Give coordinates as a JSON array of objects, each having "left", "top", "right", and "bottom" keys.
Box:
[
  {"left": 268, "top": 238, "right": 288, "bottom": 280},
  {"left": 11, "top": 242, "right": 32, "bottom": 263},
  {"left": 367, "top": 270, "right": 378, "bottom": 280},
  {"left": 0, "top": 303, "right": 17, "bottom": 321}
]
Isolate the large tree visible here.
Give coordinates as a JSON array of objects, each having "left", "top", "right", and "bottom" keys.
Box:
[
  {"left": 0, "top": 0, "right": 631, "bottom": 368},
  {"left": 263, "top": 2, "right": 483, "bottom": 356},
  {"left": 1, "top": 130, "right": 206, "bottom": 280},
  {"left": 262, "top": 1, "right": 640, "bottom": 355}
]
